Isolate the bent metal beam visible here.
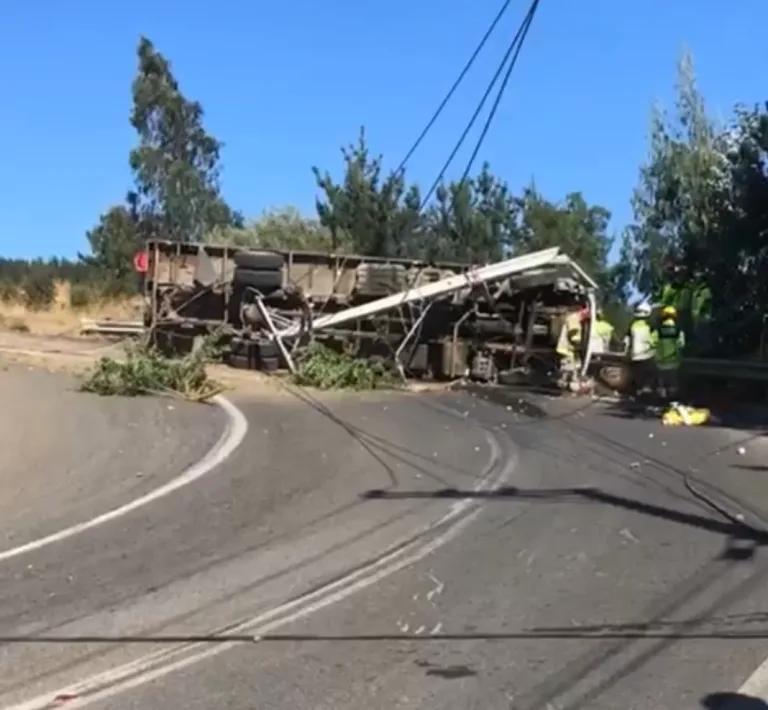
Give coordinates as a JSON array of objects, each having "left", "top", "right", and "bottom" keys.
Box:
[{"left": 276, "top": 247, "right": 563, "bottom": 339}]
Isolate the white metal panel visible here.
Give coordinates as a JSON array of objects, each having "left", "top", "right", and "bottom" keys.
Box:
[{"left": 277, "top": 247, "right": 562, "bottom": 338}]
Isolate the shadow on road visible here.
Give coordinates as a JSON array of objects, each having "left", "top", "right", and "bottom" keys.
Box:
[
  {"left": 361, "top": 484, "right": 766, "bottom": 548},
  {"left": 602, "top": 396, "right": 768, "bottom": 435},
  {"left": 702, "top": 692, "right": 768, "bottom": 708}
]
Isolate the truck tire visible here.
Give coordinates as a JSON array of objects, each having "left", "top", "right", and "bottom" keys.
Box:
[
  {"left": 228, "top": 338, "right": 281, "bottom": 371},
  {"left": 260, "top": 356, "right": 280, "bottom": 372},
  {"left": 227, "top": 353, "right": 280, "bottom": 372},
  {"left": 233, "top": 250, "right": 284, "bottom": 271},
  {"left": 258, "top": 341, "right": 280, "bottom": 359},
  {"left": 233, "top": 268, "right": 283, "bottom": 291},
  {"left": 227, "top": 352, "right": 256, "bottom": 370}
]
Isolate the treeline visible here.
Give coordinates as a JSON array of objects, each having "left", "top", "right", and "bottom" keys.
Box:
[
  {"left": 0, "top": 37, "right": 622, "bottom": 312},
  {"left": 622, "top": 53, "right": 768, "bottom": 355},
  {"left": 4, "top": 40, "right": 768, "bottom": 357}
]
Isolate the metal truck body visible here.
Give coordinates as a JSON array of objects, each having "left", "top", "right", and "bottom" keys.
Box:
[{"left": 140, "top": 239, "right": 599, "bottom": 382}]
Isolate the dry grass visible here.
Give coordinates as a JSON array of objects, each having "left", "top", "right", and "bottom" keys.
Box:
[{"left": 0, "top": 281, "right": 142, "bottom": 336}]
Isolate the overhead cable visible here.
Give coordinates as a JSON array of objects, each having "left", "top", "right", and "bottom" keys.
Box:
[
  {"left": 394, "top": 0, "right": 515, "bottom": 176},
  {"left": 419, "top": 0, "right": 541, "bottom": 210}
]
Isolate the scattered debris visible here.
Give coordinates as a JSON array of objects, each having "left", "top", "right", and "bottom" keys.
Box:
[
  {"left": 619, "top": 528, "right": 640, "bottom": 544},
  {"left": 661, "top": 403, "right": 711, "bottom": 427}
]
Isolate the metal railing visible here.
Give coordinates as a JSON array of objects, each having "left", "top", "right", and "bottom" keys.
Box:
[{"left": 682, "top": 357, "right": 768, "bottom": 382}]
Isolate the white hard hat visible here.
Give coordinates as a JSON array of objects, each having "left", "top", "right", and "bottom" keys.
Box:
[{"left": 634, "top": 302, "right": 651, "bottom": 317}]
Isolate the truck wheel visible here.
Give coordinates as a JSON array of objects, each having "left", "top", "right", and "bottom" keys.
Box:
[
  {"left": 233, "top": 250, "right": 284, "bottom": 271},
  {"left": 260, "top": 356, "right": 280, "bottom": 372},
  {"left": 258, "top": 341, "right": 280, "bottom": 359},
  {"left": 233, "top": 268, "right": 283, "bottom": 291}
]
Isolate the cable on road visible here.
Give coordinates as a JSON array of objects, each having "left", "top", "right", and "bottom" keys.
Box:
[
  {"left": 10, "top": 628, "right": 768, "bottom": 645},
  {"left": 394, "top": 0, "right": 515, "bottom": 176}
]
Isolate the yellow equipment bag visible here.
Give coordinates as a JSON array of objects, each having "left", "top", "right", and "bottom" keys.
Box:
[{"left": 661, "top": 404, "right": 711, "bottom": 427}]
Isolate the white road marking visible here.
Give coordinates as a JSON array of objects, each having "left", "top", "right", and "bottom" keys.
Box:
[
  {"left": 0, "top": 395, "right": 248, "bottom": 563},
  {"left": 735, "top": 658, "right": 768, "bottom": 702},
  {"left": 426, "top": 572, "right": 444, "bottom": 602},
  {"left": 5, "top": 425, "right": 516, "bottom": 710}
]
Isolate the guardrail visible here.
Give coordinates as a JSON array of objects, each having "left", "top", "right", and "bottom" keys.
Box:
[
  {"left": 682, "top": 357, "right": 768, "bottom": 382},
  {"left": 80, "top": 319, "right": 144, "bottom": 336},
  {"left": 596, "top": 351, "right": 768, "bottom": 382}
]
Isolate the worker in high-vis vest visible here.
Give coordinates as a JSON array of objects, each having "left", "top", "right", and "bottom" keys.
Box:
[
  {"left": 655, "top": 304, "right": 685, "bottom": 400},
  {"left": 593, "top": 308, "right": 615, "bottom": 353},
  {"left": 556, "top": 304, "right": 588, "bottom": 389},
  {"left": 624, "top": 302, "right": 656, "bottom": 396}
]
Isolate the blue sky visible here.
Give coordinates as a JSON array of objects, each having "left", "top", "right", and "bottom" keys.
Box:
[{"left": 1, "top": 1, "right": 766, "bottom": 261}]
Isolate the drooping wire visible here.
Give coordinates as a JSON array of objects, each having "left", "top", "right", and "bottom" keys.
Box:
[
  {"left": 390, "top": 0, "right": 540, "bottom": 266},
  {"left": 387, "top": 0, "right": 541, "bottom": 368},
  {"left": 419, "top": 0, "right": 541, "bottom": 210},
  {"left": 394, "top": 0, "right": 515, "bottom": 176}
]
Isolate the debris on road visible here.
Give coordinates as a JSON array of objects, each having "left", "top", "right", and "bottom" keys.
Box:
[{"left": 661, "top": 403, "right": 711, "bottom": 427}]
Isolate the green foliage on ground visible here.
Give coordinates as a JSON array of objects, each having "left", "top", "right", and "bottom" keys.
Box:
[
  {"left": 79, "top": 337, "right": 225, "bottom": 401},
  {"left": 293, "top": 342, "right": 399, "bottom": 391}
]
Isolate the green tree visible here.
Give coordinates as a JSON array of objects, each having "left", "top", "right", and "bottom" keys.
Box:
[
  {"left": 704, "top": 103, "right": 768, "bottom": 354},
  {"left": 209, "top": 206, "right": 335, "bottom": 251},
  {"left": 129, "top": 36, "right": 241, "bottom": 242},
  {"left": 622, "top": 49, "right": 768, "bottom": 355},
  {"left": 512, "top": 188, "right": 611, "bottom": 269},
  {"left": 82, "top": 201, "right": 143, "bottom": 289},
  {"left": 424, "top": 164, "right": 518, "bottom": 262},
  {"left": 625, "top": 50, "right": 729, "bottom": 297},
  {"left": 313, "top": 128, "right": 423, "bottom": 257}
]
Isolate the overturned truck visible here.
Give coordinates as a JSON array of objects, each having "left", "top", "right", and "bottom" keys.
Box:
[{"left": 140, "top": 239, "right": 600, "bottom": 383}]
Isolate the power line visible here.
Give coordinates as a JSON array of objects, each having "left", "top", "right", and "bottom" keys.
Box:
[
  {"left": 394, "top": 0, "right": 515, "bottom": 176},
  {"left": 454, "top": 0, "right": 539, "bottom": 188},
  {"left": 420, "top": 0, "right": 541, "bottom": 210}
]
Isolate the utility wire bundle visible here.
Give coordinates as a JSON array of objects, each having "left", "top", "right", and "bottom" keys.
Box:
[{"left": 396, "top": 0, "right": 542, "bottom": 207}]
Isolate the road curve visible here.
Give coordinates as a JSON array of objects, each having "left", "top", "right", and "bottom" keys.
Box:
[
  {"left": 4, "top": 380, "right": 768, "bottom": 709},
  {"left": 0, "top": 383, "right": 504, "bottom": 708},
  {"left": 0, "top": 363, "right": 225, "bottom": 548}
]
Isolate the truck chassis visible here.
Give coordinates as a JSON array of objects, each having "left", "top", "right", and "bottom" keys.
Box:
[{"left": 141, "top": 239, "right": 600, "bottom": 384}]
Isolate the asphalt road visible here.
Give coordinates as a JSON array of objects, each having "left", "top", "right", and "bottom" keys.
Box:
[
  {"left": 0, "top": 363, "right": 224, "bottom": 546},
  {"left": 3, "top": 375, "right": 768, "bottom": 710}
]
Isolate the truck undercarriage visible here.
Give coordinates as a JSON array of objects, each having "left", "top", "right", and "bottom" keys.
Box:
[{"left": 141, "top": 239, "right": 606, "bottom": 387}]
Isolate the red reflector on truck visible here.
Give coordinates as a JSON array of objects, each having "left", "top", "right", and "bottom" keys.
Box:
[{"left": 133, "top": 250, "right": 148, "bottom": 273}]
